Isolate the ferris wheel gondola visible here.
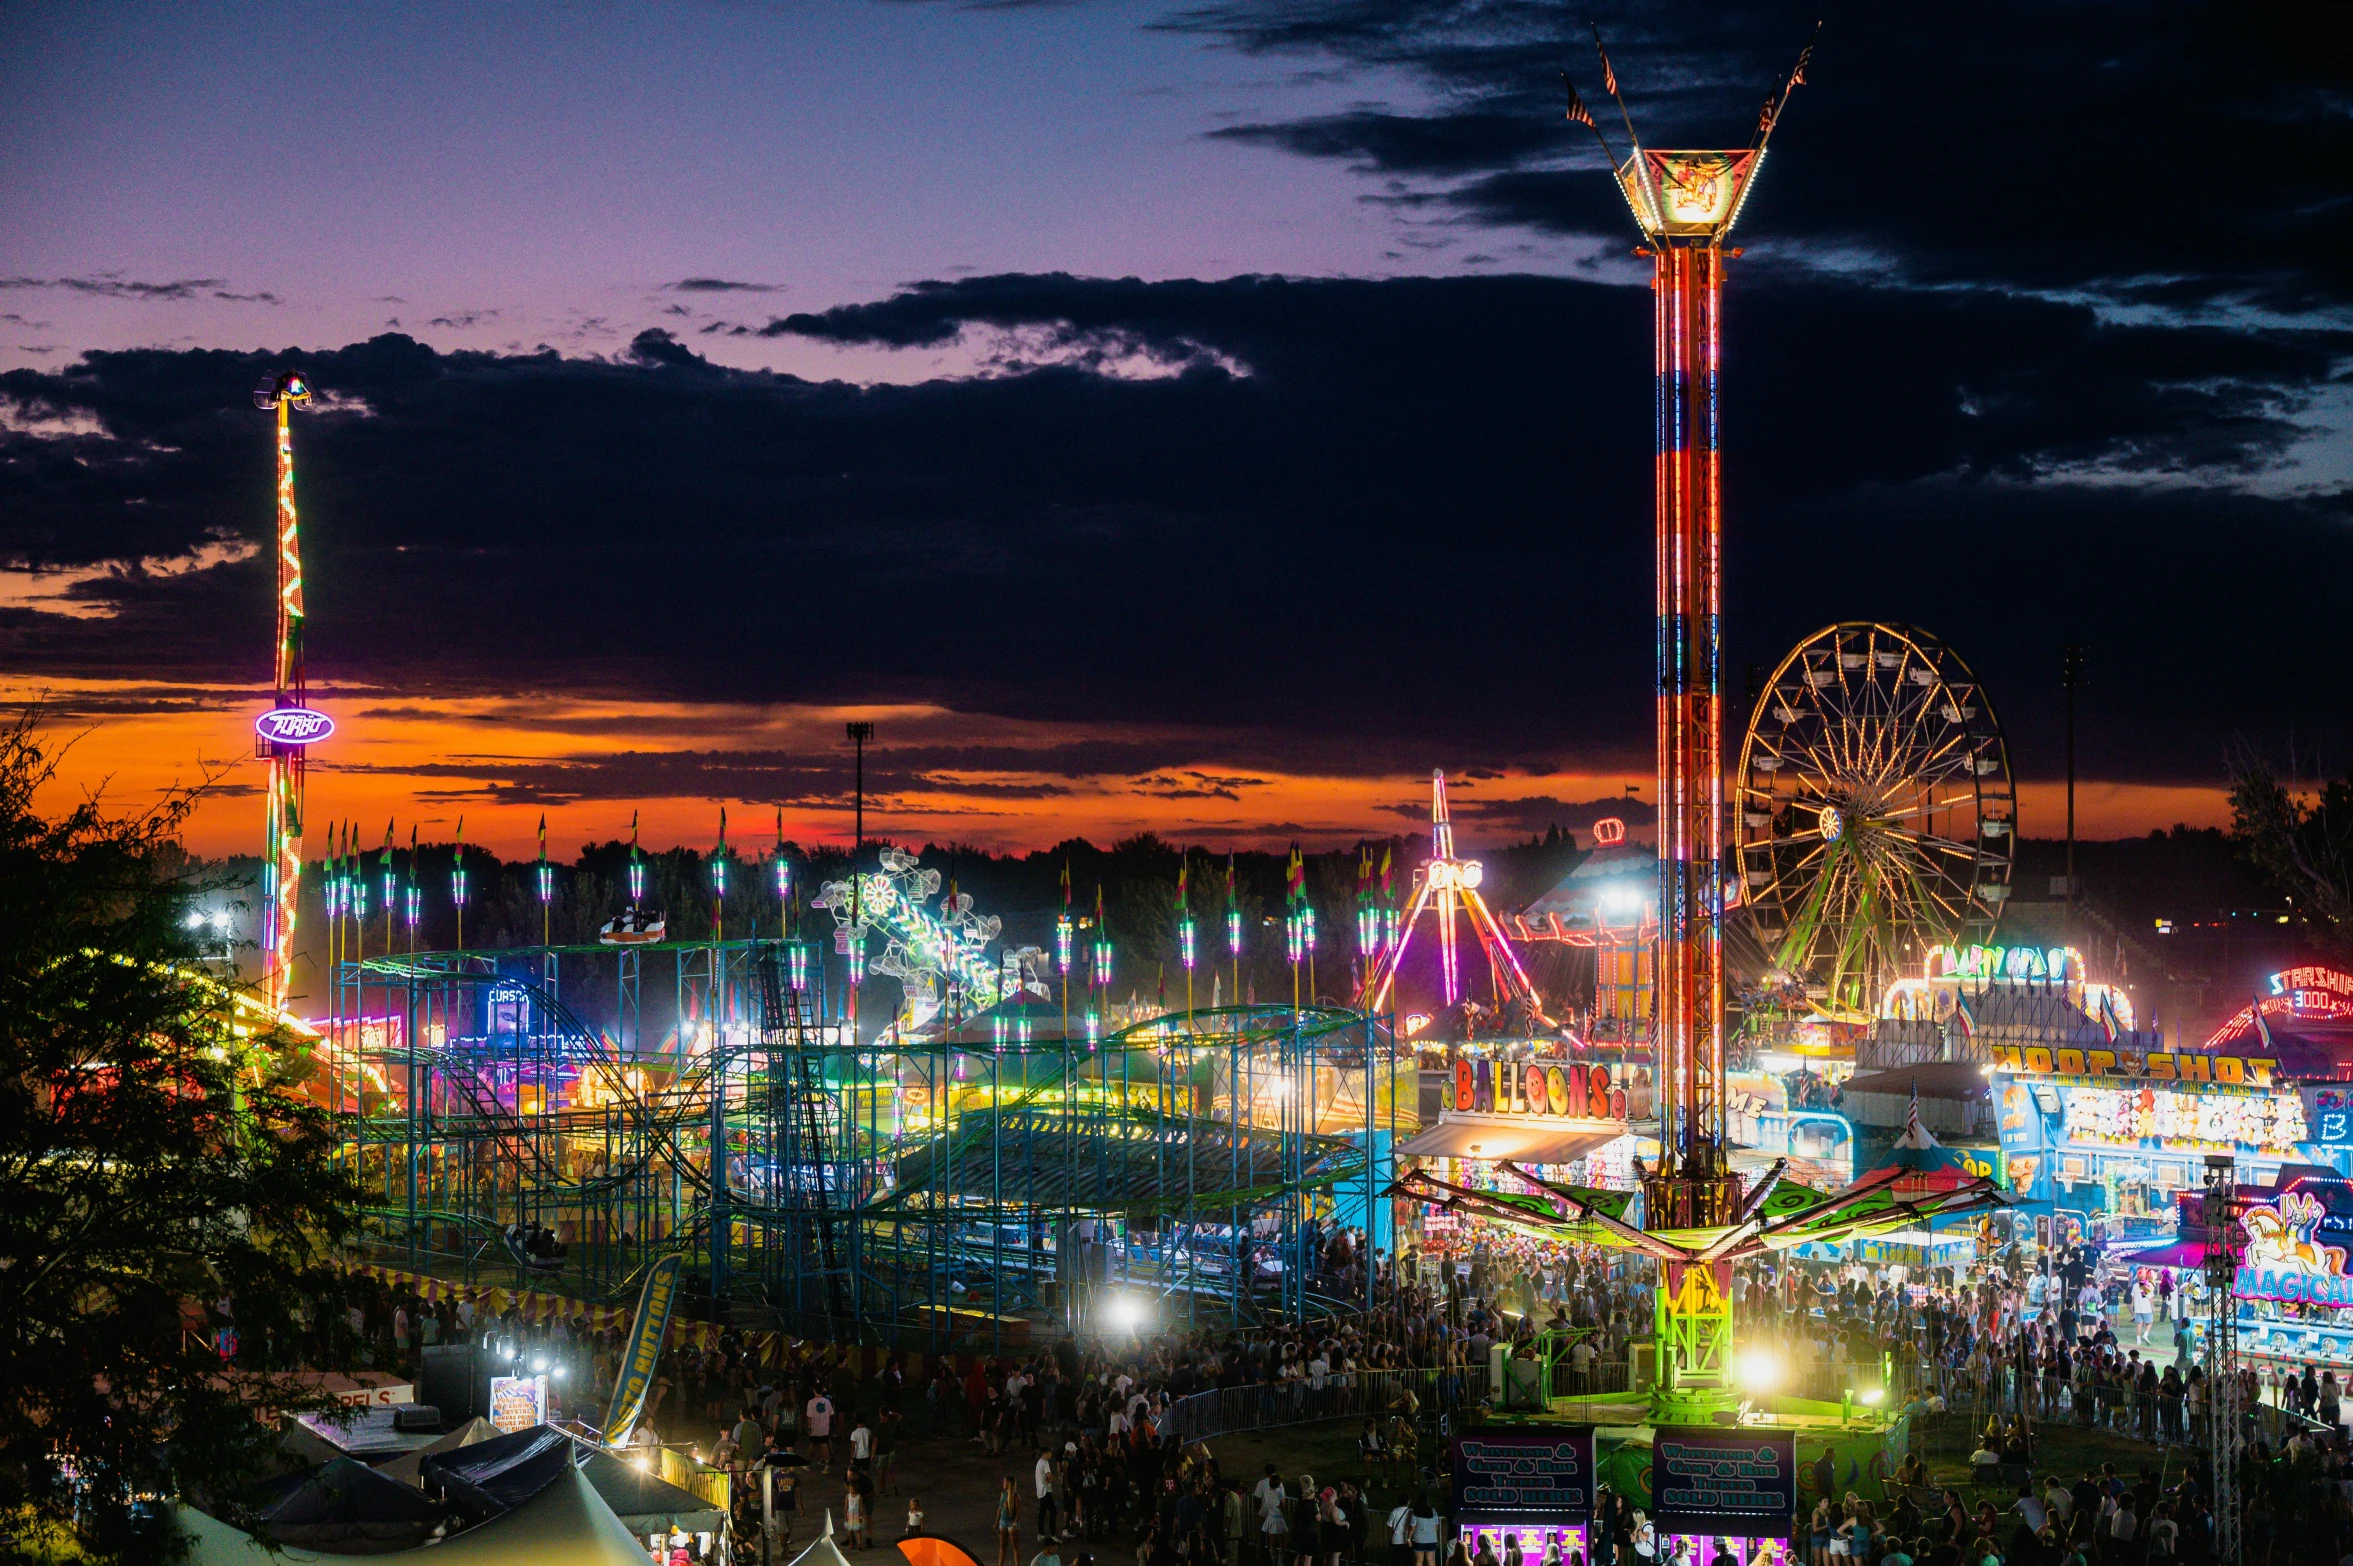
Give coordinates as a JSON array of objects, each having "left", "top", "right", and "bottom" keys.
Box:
[{"left": 1735, "top": 622, "right": 2015, "bottom": 1023}]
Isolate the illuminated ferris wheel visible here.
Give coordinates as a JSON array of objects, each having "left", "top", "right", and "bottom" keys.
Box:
[{"left": 1735, "top": 623, "right": 2015, "bottom": 1021}]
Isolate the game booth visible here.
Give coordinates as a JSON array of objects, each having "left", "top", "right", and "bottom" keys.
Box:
[
  {"left": 1989, "top": 966, "right": 2353, "bottom": 1245},
  {"left": 1453, "top": 1428, "right": 1798, "bottom": 1566}
]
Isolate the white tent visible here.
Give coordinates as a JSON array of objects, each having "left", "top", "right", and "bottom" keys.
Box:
[
  {"left": 788, "top": 1512, "right": 856, "bottom": 1566},
  {"left": 179, "top": 1461, "right": 651, "bottom": 1566}
]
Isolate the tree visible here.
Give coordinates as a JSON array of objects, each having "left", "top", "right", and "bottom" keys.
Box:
[
  {"left": 0, "top": 715, "right": 368, "bottom": 1560},
  {"left": 2229, "top": 751, "right": 2353, "bottom": 962}
]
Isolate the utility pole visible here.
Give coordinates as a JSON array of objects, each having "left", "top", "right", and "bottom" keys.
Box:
[{"left": 2063, "top": 644, "right": 2085, "bottom": 942}]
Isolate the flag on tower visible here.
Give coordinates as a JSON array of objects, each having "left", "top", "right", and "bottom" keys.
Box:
[
  {"left": 1061, "top": 859, "right": 1073, "bottom": 908},
  {"left": 1285, "top": 844, "right": 1305, "bottom": 906},
  {"left": 1176, "top": 855, "right": 1188, "bottom": 906},
  {"left": 1594, "top": 31, "right": 1619, "bottom": 97},
  {"left": 537, "top": 813, "right": 547, "bottom": 861},
  {"left": 1378, "top": 842, "right": 1393, "bottom": 896}
]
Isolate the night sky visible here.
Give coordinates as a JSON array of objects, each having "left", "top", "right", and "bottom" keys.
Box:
[{"left": 3, "top": 0, "right": 2347, "bottom": 860}]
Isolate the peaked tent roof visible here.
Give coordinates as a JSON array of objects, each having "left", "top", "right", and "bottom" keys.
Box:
[
  {"left": 791, "top": 1513, "right": 857, "bottom": 1566},
  {"left": 379, "top": 1415, "right": 499, "bottom": 1487},
  {"left": 180, "top": 1463, "right": 649, "bottom": 1566},
  {"left": 423, "top": 1421, "right": 720, "bottom": 1536},
  {"left": 261, "top": 1457, "right": 443, "bottom": 1525}
]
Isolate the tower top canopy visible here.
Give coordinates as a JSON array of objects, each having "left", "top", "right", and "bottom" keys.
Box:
[{"left": 1617, "top": 148, "right": 1761, "bottom": 239}]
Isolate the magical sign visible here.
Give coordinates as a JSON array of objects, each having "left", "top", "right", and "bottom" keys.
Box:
[{"left": 255, "top": 706, "right": 335, "bottom": 745}]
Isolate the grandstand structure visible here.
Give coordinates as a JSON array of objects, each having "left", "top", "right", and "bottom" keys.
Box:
[{"left": 321, "top": 937, "right": 1400, "bottom": 1347}]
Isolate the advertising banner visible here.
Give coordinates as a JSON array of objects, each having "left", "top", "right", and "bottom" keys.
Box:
[
  {"left": 1449, "top": 1429, "right": 1596, "bottom": 1520},
  {"left": 488, "top": 1374, "right": 547, "bottom": 1433},
  {"left": 1650, "top": 1428, "right": 1795, "bottom": 1537},
  {"left": 601, "top": 1251, "right": 683, "bottom": 1443}
]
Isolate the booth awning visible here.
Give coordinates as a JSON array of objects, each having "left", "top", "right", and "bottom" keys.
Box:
[{"left": 1396, "top": 1115, "right": 1624, "bottom": 1164}]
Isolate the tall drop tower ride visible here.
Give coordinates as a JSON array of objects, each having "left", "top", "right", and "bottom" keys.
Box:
[{"left": 254, "top": 370, "right": 316, "bottom": 1009}]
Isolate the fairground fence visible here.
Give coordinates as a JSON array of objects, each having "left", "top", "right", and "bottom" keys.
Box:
[
  {"left": 1164, "top": 1357, "right": 1638, "bottom": 1447},
  {"left": 1911, "top": 1357, "right": 2331, "bottom": 1456}
]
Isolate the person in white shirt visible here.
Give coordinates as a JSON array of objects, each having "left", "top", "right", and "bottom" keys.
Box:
[
  {"left": 806, "top": 1392, "right": 836, "bottom": 1471},
  {"left": 850, "top": 1415, "right": 874, "bottom": 1466}
]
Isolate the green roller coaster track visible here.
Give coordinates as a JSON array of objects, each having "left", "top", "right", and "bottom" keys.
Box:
[{"left": 327, "top": 941, "right": 1403, "bottom": 1346}]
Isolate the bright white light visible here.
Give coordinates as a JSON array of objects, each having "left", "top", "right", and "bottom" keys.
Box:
[
  {"left": 186, "top": 912, "right": 206, "bottom": 930},
  {"left": 1403, "top": 1014, "right": 1432, "bottom": 1038},
  {"left": 1105, "top": 1294, "right": 1147, "bottom": 1332},
  {"left": 1459, "top": 861, "right": 1484, "bottom": 890},
  {"left": 1856, "top": 1387, "right": 1884, "bottom": 1407},
  {"left": 1733, "top": 1350, "right": 1783, "bottom": 1393},
  {"left": 212, "top": 911, "right": 231, "bottom": 931},
  {"left": 532, "top": 1359, "right": 547, "bottom": 1373},
  {"left": 1600, "top": 885, "right": 1642, "bottom": 915}
]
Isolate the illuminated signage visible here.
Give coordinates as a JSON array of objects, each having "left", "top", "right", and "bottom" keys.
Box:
[
  {"left": 1989, "top": 1043, "right": 2278, "bottom": 1086},
  {"left": 488, "top": 1374, "right": 547, "bottom": 1433},
  {"left": 254, "top": 706, "right": 334, "bottom": 745},
  {"left": 1927, "top": 944, "right": 2079, "bottom": 983},
  {"left": 1455, "top": 1057, "right": 1652, "bottom": 1121},
  {"left": 2210, "top": 966, "right": 2353, "bottom": 1046},
  {"left": 1591, "top": 817, "right": 1626, "bottom": 845},
  {"left": 2237, "top": 1191, "right": 2353, "bottom": 1307}
]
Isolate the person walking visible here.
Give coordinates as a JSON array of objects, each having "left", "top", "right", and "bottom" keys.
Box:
[
  {"left": 808, "top": 1387, "right": 837, "bottom": 1472},
  {"left": 997, "top": 1476, "right": 1023, "bottom": 1566},
  {"left": 1036, "top": 1446, "right": 1061, "bottom": 1542}
]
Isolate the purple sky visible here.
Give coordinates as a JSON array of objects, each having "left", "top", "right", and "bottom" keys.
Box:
[{"left": 2, "top": 0, "right": 1592, "bottom": 378}]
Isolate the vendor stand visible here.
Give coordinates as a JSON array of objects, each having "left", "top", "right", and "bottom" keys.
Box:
[{"left": 1451, "top": 1427, "right": 1596, "bottom": 1564}]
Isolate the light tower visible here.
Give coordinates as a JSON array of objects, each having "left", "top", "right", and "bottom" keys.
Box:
[{"left": 252, "top": 369, "right": 324, "bottom": 1010}]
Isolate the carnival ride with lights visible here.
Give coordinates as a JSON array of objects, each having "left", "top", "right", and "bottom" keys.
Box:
[
  {"left": 316, "top": 868, "right": 1403, "bottom": 1346},
  {"left": 1405, "top": 32, "right": 2012, "bottom": 1459},
  {"left": 813, "top": 846, "right": 1049, "bottom": 1028},
  {"left": 254, "top": 370, "right": 320, "bottom": 1011},
  {"left": 1734, "top": 623, "right": 2015, "bottom": 1027},
  {"left": 1360, "top": 771, "right": 1546, "bottom": 1020}
]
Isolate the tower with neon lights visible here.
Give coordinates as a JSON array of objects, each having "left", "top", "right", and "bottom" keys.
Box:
[
  {"left": 253, "top": 370, "right": 319, "bottom": 1010},
  {"left": 1564, "top": 29, "right": 1814, "bottom": 1417}
]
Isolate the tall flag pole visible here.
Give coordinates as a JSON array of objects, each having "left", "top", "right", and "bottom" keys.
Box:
[
  {"left": 1284, "top": 843, "right": 1306, "bottom": 1012},
  {"left": 406, "top": 825, "right": 420, "bottom": 955},
  {"left": 380, "top": 820, "right": 396, "bottom": 951},
  {"left": 712, "top": 806, "right": 729, "bottom": 943},
  {"left": 1224, "top": 851, "right": 1241, "bottom": 1009},
  {"left": 451, "top": 814, "right": 467, "bottom": 951},
  {"left": 628, "top": 810, "right": 646, "bottom": 907},
  {"left": 1057, "top": 860, "right": 1074, "bottom": 1040},
  {"left": 774, "top": 807, "right": 793, "bottom": 940},
  {"left": 253, "top": 369, "right": 315, "bottom": 1010},
  {"left": 536, "top": 813, "right": 554, "bottom": 948},
  {"left": 1177, "top": 854, "right": 1195, "bottom": 1026}
]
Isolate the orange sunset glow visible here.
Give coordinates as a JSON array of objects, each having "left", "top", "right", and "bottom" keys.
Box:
[{"left": 15, "top": 675, "right": 2229, "bottom": 859}]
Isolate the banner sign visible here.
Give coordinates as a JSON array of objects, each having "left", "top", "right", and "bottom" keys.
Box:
[
  {"left": 1651, "top": 1428, "right": 1795, "bottom": 1536},
  {"left": 601, "top": 1251, "right": 682, "bottom": 1443},
  {"left": 489, "top": 1374, "right": 547, "bottom": 1433},
  {"left": 1988, "top": 1043, "right": 2278, "bottom": 1085},
  {"left": 1450, "top": 1429, "right": 1596, "bottom": 1519}
]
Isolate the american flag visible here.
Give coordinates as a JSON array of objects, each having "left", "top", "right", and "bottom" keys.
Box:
[
  {"left": 1563, "top": 74, "right": 1595, "bottom": 127},
  {"left": 1599, "top": 46, "right": 1618, "bottom": 97},
  {"left": 1791, "top": 40, "right": 1813, "bottom": 87},
  {"left": 1757, "top": 96, "right": 1777, "bottom": 138}
]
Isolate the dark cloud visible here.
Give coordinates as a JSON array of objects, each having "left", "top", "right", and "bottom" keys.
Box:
[
  {"left": 1, "top": 256, "right": 2345, "bottom": 797},
  {"left": 1159, "top": 1, "right": 2353, "bottom": 313},
  {"left": 668, "top": 278, "right": 786, "bottom": 294},
  {"left": 210, "top": 290, "right": 281, "bottom": 305},
  {"left": 0, "top": 275, "right": 227, "bottom": 301}
]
